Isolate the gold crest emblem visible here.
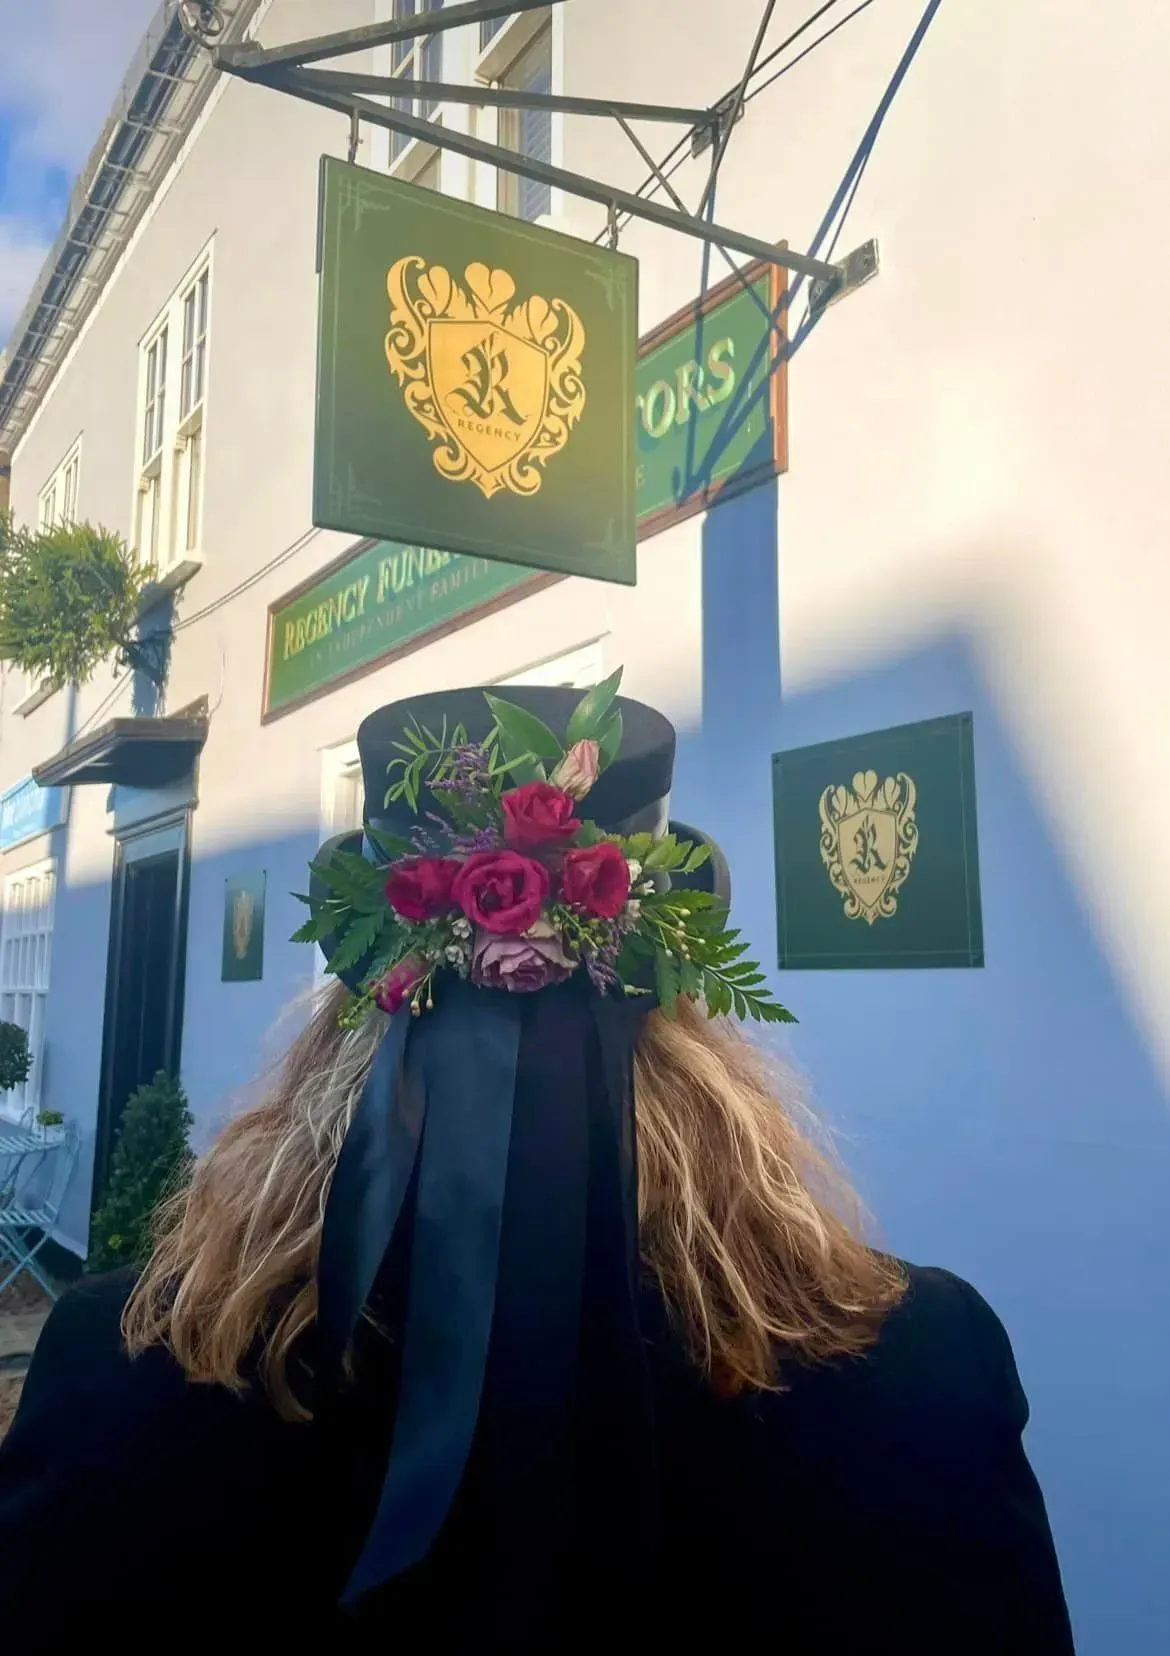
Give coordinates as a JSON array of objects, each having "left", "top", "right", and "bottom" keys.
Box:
[
  {"left": 384, "top": 258, "right": 586, "bottom": 500},
  {"left": 231, "top": 889, "right": 255, "bottom": 961},
  {"left": 818, "top": 770, "right": 918, "bottom": 925}
]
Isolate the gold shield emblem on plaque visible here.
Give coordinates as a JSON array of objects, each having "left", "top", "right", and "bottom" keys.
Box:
[
  {"left": 818, "top": 770, "right": 919, "bottom": 925},
  {"left": 231, "top": 889, "right": 255, "bottom": 961},
  {"left": 384, "top": 258, "right": 586, "bottom": 500}
]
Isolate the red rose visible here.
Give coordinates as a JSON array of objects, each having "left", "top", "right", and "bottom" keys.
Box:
[
  {"left": 501, "top": 781, "right": 581, "bottom": 848},
  {"left": 384, "top": 857, "right": 460, "bottom": 921},
  {"left": 560, "top": 842, "right": 631, "bottom": 919},
  {"left": 452, "top": 850, "right": 550, "bottom": 935}
]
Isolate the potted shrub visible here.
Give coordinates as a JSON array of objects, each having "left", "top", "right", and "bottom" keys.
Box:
[
  {"left": 87, "top": 1071, "right": 193, "bottom": 1275},
  {"left": 0, "top": 1020, "right": 31, "bottom": 1097}
]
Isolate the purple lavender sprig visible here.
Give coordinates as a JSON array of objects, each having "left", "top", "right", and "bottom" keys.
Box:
[
  {"left": 449, "top": 824, "right": 502, "bottom": 853},
  {"left": 429, "top": 741, "right": 495, "bottom": 806}
]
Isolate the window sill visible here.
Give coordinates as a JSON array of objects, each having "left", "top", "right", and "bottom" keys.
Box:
[
  {"left": 474, "top": 10, "right": 548, "bottom": 82},
  {"left": 142, "top": 553, "right": 204, "bottom": 603},
  {"left": 14, "top": 680, "right": 56, "bottom": 718},
  {"left": 387, "top": 126, "right": 443, "bottom": 184}
]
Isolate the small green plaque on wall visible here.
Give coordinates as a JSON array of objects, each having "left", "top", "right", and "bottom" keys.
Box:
[
  {"left": 772, "top": 714, "right": 984, "bottom": 970},
  {"left": 314, "top": 157, "right": 638, "bottom": 585},
  {"left": 222, "top": 873, "right": 266, "bottom": 983}
]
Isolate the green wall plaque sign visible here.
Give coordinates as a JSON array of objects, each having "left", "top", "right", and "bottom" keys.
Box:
[
  {"left": 635, "top": 255, "right": 787, "bottom": 539},
  {"left": 222, "top": 872, "right": 266, "bottom": 983},
  {"left": 263, "top": 540, "right": 540, "bottom": 720},
  {"left": 314, "top": 157, "right": 638, "bottom": 585},
  {"left": 772, "top": 714, "right": 984, "bottom": 970}
]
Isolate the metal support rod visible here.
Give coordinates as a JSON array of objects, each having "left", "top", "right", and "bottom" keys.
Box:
[
  {"left": 697, "top": 0, "right": 778, "bottom": 218},
  {"left": 216, "top": 0, "right": 562, "bottom": 73},
  {"left": 249, "top": 67, "right": 842, "bottom": 285},
  {"left": 291, "top": 66, "right": 713, "bottom": 128},
  {"left": 614, "top": 111, "right": 779, "bottom": 324},
  {"left": 347, "top": 105, "right": 361, "bottom": 164},
  {"left": 614, "top": 114, "right": 691, "bottom": 218}
]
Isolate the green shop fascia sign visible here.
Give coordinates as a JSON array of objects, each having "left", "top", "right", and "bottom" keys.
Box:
[
  {"left": 634, "top": 254, "right": 787, "bottom": 536},
  {"left": 271, "top": 243, "right": 788, "bottom": 718},
  {"left": 263, "top": 541, "right": 545, "bottom": 720}
]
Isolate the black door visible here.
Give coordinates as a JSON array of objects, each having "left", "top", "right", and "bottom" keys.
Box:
[{"left": 95, "top": 815, "right": 190, "bottom": 1205}]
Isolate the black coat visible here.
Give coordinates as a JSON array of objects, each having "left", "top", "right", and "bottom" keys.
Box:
[{"left": 0, "top": 1263, "right": 1074, "bottom": 1652}]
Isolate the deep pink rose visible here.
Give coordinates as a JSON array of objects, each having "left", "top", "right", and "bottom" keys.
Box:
[
  {"left": 471, "top": 920, "right": 575, "bottom": 993},
  {"left": 560, "top": 842, "right": 631, "bottom": 919},
  {"left": 384, "top": 857, "right": 460, "bottom": 921},
  {"left": 501, "top": 781, "right": 581, "bottom": 848},
  {"left": 452, "top": 850, "right": 550, "bottom": 934},
  {"left": 374, "top": 955, "right": 428, "bottom": 1015}
]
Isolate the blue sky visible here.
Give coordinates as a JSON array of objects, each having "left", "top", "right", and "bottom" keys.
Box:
[{"left": 0, "top": 0, "right": 162, "bottom": 349}]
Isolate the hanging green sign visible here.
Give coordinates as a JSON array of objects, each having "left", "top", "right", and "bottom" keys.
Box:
[
  {"left": 635, "top": 256, "right": 787, "bottom": 539},
  {"left": 314, "top": 157, "right": 638, "bottom": 586},
  {"left": 263, "top": 540, "right": 539, "bottom": 720},
  {"left": 772, "top": 714, "right": 985, "bottom": 970},
  {"left": 274, "top": 243, "right": 789, "bottom": 718}
]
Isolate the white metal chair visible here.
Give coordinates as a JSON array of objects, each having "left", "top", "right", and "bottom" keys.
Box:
[{"left": 0, "top": 1124, "right": 80, "bottom": 1301}]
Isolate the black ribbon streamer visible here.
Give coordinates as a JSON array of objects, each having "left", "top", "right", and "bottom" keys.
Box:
[{"left": 314, "top": 975, "right": 658, "bottom": 1620}]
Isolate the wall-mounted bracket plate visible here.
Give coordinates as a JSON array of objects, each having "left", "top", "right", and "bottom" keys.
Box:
[{"left": 809, "top": 238, "right": 880, "bottom": 320}]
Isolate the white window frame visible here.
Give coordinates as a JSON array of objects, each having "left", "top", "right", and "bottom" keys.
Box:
[
  {"left": 386, "top": 0, "right": 446, "bottom": 166},
  {"left": 0, "top": 857, "right": 57, "bottom": 1123},
  {"left": 37, "top": 437, "right": 81, "bottom": 531},
  {"left": 321, "top": 738, "right": 364, "bottom": 841},
  {"left": 317, "top": 740, "right": 365, "bottom": 981},
  {"left": 494, "top": 19, "right": 555, "bottom": 224},
  {"left": 497, "top": 638, "right": 608, "bottom": 690},
  {"left": 132, "top": 240, "right": 214, "bottom": 583},
  {"left": 3, "top": 661, "right": 52, "bottom": 718}
]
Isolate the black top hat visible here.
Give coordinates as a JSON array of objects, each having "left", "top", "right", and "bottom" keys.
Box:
[{"left": 311, "top": 684, "right": 729, "bottom": 988}]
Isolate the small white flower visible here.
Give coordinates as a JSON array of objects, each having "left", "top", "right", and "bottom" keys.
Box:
[
  {"left": 626, "top": 859, "right": 642, "bottom": 883},
  {"left": 451, "top": 917, "right": 472, "bottom": 939},
  {"left": 623, "top": 899, "right": 642, "bottom": 922},
  {"left": 445, "top": 943, "right": 468, "bottom": 965}
]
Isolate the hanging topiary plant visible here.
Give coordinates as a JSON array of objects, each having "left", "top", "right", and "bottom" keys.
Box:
[{"left": 0, "top": 514, "right": 163, "bottom": 690}]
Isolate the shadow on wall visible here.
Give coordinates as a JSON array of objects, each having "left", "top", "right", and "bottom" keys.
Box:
[
  {"left": 42, "top": 817, "right": 325, "bottom": 1254},
  {"left": 668, "top": 476, "right": 1170, "bottom": 1655}
]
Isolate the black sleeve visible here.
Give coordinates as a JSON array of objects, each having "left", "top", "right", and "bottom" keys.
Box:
[
  {"left": 0, "top": 1277, "right": 339, "bottom": 1646},
  {"left": 942, "top": 1271, "right": 1077, "bottom": 1654},
  {"left": 0, "top": 1283, "right": 124, "bottom": 1631}
]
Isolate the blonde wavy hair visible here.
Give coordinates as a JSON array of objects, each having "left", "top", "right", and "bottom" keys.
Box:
[{"left": 125, "top": 985, "right": 905, "bottom": 1418}]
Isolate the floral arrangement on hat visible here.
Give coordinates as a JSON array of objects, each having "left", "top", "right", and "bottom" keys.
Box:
[{"left": 294, "top": 671, "right": 794, "bottom": 1029}]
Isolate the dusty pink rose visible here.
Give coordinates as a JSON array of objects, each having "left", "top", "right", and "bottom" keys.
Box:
[
  {"left": 374, "top": 954, "right": 428, "bottom": 1015},
  {"left": 471, "top": 919, "right": 575, "bottom": 993},
  {"left": 550, "top": 739, "right": 601, "bottom": 802}
]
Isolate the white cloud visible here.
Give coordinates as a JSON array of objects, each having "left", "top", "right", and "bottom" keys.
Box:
[
  {"left": 0, "top": 220, "right": 52, "bottom": 344},
  {"left": 0, "top": 0, "right": 162, "bottom": 347},
  {"left": 0, "top": 0, "right": 164, "bottom": 170}
]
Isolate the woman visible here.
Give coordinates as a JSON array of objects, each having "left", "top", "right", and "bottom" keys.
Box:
[{"left": 0, "top": 679, "right": 1074, "bottom": 1650}]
